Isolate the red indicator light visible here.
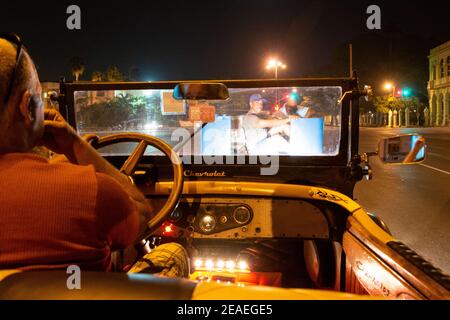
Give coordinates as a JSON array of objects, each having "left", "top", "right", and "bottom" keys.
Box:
[{"left": 163, "top": 223, "right": 174, "bottom": 235}]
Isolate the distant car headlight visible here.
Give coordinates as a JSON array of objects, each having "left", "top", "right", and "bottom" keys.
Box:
[{"left": 199, "top": 215, "right": 216, "bottom": 233}]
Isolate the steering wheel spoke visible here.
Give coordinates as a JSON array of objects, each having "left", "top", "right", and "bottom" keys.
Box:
[{"left": 120, "top": 140, "right": 148, "bottom": 176}]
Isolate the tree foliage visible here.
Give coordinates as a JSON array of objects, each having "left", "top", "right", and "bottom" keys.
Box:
[
  {"left": 77, "top": 93, "right": 163, "bottom": 129},
  {"left": 106, "top": 66, "right": 124, "bottom": 82},
  {"left": 89, "top": 66, "right": 142, "bottom": 82},
  {"left": 91, "top": 71, "right": 105, "bottom": 82},
  {"left": 401, "top": 97, "right": 424, "bottom": 112},
  {"left": 69, "top": 56, "right": 85, "bottom": 81},
  {"left": 373, "top": 95, "right": 424, "bottom": 113}
]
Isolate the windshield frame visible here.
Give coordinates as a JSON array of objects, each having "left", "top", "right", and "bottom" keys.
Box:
[{"left": 61, "top": 78, "right": 353, "bottom": 168}]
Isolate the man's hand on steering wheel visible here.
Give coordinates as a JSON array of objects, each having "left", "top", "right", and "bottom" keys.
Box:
[{"left": 39, "top": 109, "right": 183, "bottom": 241}]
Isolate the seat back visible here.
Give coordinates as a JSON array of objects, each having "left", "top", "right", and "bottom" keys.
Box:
[{"left": 0, "top": 271, "right": 196, "bottom": 300}]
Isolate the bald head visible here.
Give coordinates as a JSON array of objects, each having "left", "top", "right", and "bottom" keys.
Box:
[
  {"left": 0, "top": 39, "right": 38, "bottom": 111},
  {"left": 0, "top": 38, "right": 44, "bottom": 152}
]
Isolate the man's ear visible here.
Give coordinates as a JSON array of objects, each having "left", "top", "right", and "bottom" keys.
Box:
[{"left": 18, "top": 90, "right": 34, "bottom": 124}]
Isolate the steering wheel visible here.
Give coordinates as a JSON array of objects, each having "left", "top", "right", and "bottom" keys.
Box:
[{"left": 86, "top": 133, "right": 184, "bottom": 234}]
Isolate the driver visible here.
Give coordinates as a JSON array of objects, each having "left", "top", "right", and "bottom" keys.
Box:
[{"left": 0, "top": 35, "right": 189, "bottom": 277}]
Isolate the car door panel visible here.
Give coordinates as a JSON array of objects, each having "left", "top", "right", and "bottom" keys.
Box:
[{"left": 343, "top": 214, "right": 450, "bottom": 300}]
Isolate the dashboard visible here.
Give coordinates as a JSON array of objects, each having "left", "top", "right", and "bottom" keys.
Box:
[{"left": 150, "top": 197, "right": 330, "bottom": 239}]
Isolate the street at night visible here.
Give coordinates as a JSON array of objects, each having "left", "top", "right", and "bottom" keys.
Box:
[{"left": 356, "top": 127, "right": 450, "bottom": 274}]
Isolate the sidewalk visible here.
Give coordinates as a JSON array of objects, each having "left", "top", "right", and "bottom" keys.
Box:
[{"left": 360, "top": 126, "right": 450, "bottom": 135}]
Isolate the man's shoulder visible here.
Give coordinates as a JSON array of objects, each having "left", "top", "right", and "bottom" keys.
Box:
[
  {"left": 0, "top": 152, "right": 93, "bottom": 176},
  {"left": 0, "top": 152, "right": 48, "bottom": 164},
  {"left": 0, "top": 153, "right": 99, "bottom": 206},
  {"left": 25, "top": 155, "right": 99, "bottom": 187},
  {"left": 48, "top": 159, "right": 96, "bottom": 176}
]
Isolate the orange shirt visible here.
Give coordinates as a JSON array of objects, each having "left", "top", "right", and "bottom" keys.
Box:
[{"left": 0, "top": 153, "right": 139, "bottom": 271}]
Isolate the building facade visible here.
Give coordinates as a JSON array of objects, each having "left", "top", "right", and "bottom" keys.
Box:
[{"left": 428, "top": 40, "right": 450, "bottom": 126}]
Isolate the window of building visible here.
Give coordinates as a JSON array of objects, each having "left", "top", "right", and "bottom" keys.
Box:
[
  {"left": 440, "top": 59, "right": 444, "bottom": 78},
  {"left": 432, "top": 64, "right": 436, "bottom": 80},
  {"left": 447, "top": 56, "right": 450, "bottom": 77}
]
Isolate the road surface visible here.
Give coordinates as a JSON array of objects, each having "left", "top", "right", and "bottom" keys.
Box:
[{"left": 355, "top": 127, "right": 450, "bottom": 275}]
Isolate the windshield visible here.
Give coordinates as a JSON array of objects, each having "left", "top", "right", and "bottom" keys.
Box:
[{"left": 74, "top": 86, "right": 342, "bottom": 157}]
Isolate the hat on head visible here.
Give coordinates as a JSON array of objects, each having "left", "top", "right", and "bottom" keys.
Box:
[{"left": 249, "top": 94, "right": 267, "bottom": 103}]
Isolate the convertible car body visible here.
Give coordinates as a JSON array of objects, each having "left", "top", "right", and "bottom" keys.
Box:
[{"left": 1, "top": 76, "right": 449, "bottom": 300}]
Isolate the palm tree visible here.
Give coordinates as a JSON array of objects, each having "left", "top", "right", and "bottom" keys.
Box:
[
  {"left": 106, "top": 66, "right": 124, "bottom": 82},
  {"left": 70, "top": 57, "right": 85, "bottom": 81},
  {"left": 91, "top": 71, "right": 105, "bottom": 82}
]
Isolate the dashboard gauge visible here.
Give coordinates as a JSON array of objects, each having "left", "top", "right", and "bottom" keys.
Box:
[
  {"left": 199, "top": 215, "right": 216, "bottom": 233},
  {"left": 233, "top": 206, "right": 251, "bottom": 225}
]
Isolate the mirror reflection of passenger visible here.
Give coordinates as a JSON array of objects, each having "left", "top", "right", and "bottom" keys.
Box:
[
  {"left": 297, "top": 95, "right": 315, "bottom": 118},
  {"left": 403, "top": 136, "right": 425, "bottom": 163},
  {"left": 242, "top": 94, "right": 298, "bottom": 155},
  {"left": 274, "top": 94, "right": 318, "bottom": 121},
  {"left": 272, "top": 96, "right": 302, "bottom": 139}
]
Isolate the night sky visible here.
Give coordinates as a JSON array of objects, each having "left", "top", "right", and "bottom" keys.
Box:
[{"left": 1, "top": 0, "right": 449, "bottom": 83}]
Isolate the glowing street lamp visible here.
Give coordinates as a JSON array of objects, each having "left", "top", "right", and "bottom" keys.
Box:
[
  {"left": 383, "top": 82, "right": 393, "bottom": 91},
  {"left": 266, "top": 58, "right": 286, "bottom": 107},
  {"left": 266, "top": 58, "right": 286, "bottom": 79},
  {"left": 383, "top": 82, "right": 395, "bottom": 96}
]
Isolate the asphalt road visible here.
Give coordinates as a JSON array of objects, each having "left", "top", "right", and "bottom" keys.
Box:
[{"left": 355, "top": 127, "right": 450, "bottom": 275}]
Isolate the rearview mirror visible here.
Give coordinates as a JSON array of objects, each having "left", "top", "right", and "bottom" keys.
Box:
[
  {"left": 378, "top": 134, "right": 426, "bottom": 164},
  {"left": 173, "top": 83, "right": 229, "bottom": 101}
]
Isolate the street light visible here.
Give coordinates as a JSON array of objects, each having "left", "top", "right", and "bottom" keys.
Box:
[
  {"left": 266, "top": 58, "right": 286, "bottom": 109},
  {"left": 266, "top": 58, "right": 286, "bottom": 79},
  {"left": 383, "top": 82, "right": 395, "bottom": 96}
]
